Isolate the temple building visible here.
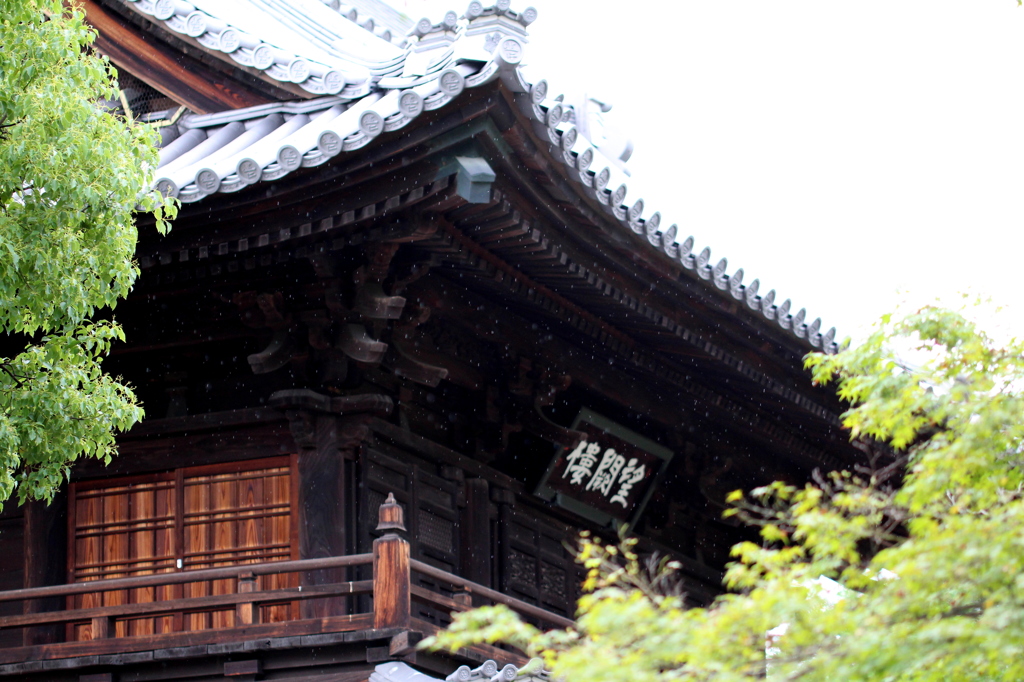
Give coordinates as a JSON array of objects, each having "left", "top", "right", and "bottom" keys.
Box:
[{"left": 0, "top": 1, "right": 866, "bottom": 680}]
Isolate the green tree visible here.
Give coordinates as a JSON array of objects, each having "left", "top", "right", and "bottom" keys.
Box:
[
  {"left": 0, "top": 1, "right": 174, "bottom": 508},
  {"left": 427, "top": 304, "right": 1024, "bottom": 681}
]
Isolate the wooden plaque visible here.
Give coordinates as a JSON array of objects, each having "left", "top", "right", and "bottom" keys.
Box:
[{"left": 535, "top": 409, "right": 673, "bottom": 528}]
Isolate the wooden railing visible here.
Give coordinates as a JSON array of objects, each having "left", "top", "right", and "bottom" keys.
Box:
[
  {"left": 0, "top": 553, "right": 376, "bottom": 665},
  {"left": 410, "top": 559, "right": 574, "bottom": 630},
  {"left": 0, "top": 494, "right": 572, "bottom": 667}
]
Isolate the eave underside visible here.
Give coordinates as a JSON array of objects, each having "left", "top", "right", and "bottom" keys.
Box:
[{"left": 131, "top": 83, "right": 860, "bottom": 475}]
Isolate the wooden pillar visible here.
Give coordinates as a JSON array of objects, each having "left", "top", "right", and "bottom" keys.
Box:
[
  {"left": 462, "top": 478, "right": 493, "bottom": 593},
  {"left": 491, "top": 486, "right": 516, "bottom": 601},
  {"left": 372, "top": 494, "right": 410, "bottom": 630},
  {"left": 23, "top": 493, "right": 67, "bottom": 645},
  {"left": 294, "top": 413, "right": 349, "bottom": 618},
  {"left": 272, "top": 389, "right": 392, "bottom": 619}
]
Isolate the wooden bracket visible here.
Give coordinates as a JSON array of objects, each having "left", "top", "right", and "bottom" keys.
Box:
[
  {"left": 355, "top": 282, "right": 406, "bottom": 319},
  {"left": 233, "top": 291, "right": 290, "bottom": 330},
  {"left": 247, "top": 329, "right": 297, "bottom": 374},
  {"left": 338, "top": 324, "right": 387, "bottom": 364},
  {"left": 388, "top": 630, "right": 423, "bottom": 657},
  {"left": 521, "top": 405, "right": 585, "bottom": 450},
  {"left": 386, "top": 342, "right": 449, "bottom": 387}
]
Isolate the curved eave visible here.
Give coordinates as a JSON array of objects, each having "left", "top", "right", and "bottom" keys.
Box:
[{"left": 139, "top": 1, "right": 840, "bottom": 355}]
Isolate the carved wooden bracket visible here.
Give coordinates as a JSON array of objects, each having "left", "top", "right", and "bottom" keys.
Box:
[
  {"left": 387, "top": 343, "right": 449, "bottom": 387},
  {"left": 231, "top": 218, "right": 455, "bottom": 393},
  {"left": 535, "top": 369, "right": 572, "bottom": 408},
  {"left": 521, "top": 405, "right": 585, "bottom": 450},
  {"left": 338, "top": 323, "right": 387, "bottom": 364},
  {"left": 386, "top": 299, "right": 450, "bottom": 387},
  {"left": 354, "top": 244, "right": 406, "bottom": 319},
  {"left": 234, "top": 291, "right": 290, "bottom": 330},
  {"left": 272, "top": 390, "right": 392, "bottom": 455}
]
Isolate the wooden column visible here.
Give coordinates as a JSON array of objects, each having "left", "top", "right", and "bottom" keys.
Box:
[
  {"left": 273, "top": 390, "right": 392, "bottom": 619},
  {"left": 294, "top": 414, "right": 349, "bottom": 618},
  {"left": 372, "top": 494, "right": 410, "bottom": 630},
  {"left": 23, "top": 493, "right": 67, "bottom": 646},
  {"left": 463, "top": 478, "right": 493, "bottom": 594}
]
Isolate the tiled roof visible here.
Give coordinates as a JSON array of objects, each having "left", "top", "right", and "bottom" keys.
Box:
[
  {"left": 331, "top": 0, "right": 416, "bottom": 37},
  {"left": 369, "top": 659, "right": 546, "bottom": 682},
  {"left": 124, "top": 0, "right": 409, "bottom": 96},
  {"left": 142, "top": 0, "right": 839, "bottom": 353}
]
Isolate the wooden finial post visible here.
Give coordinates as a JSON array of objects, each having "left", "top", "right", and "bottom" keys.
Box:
[
  {"left": 373, "top": 493, "right": 410, "bottom": 629},
  {"left": 376, "top": 492, "right": 406, "bottom": 534}
]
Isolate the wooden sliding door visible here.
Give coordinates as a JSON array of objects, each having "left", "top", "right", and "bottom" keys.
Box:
[
  {"left": 180, "top": 460, "right": 296, "bottom": 630},
  {"left": 68, "top": 456, "right": 297, "bottom": 640},
  {"left": 69, "top": 474, "right": 178, "bottom": 638}
]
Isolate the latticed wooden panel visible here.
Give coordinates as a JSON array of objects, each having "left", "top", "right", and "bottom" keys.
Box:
[
  {"left": 500, "top": 506, "right": 578, "bottom": 617},
  {"left": 68, "top": 457, "right": 296, "bottom": 640},
  {"left": 360, "top": 448, "right": 460, "bottom": 625}
]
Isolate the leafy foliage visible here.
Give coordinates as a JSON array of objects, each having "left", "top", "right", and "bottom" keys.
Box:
[
  {"left": 0, "top": 0, "right": 175, "bottom": 507},
  {"left": 427, "top": 304, "right": 1024, "bottom": 681}
]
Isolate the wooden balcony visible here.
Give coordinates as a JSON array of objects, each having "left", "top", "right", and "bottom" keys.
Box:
[{"left": 0, "top": 495, "right": 572, "bottom": 679}]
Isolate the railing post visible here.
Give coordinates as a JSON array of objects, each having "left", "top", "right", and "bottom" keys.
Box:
[
  {"left": 90, "top": 616, "right": 112, "bottom": 640},
  {"left": 236, "top": 571, "right": 257, "bottom": 626},
  {"left": 453, "top": 586, "right": 472, "bottom": 610},
  {"left": 373, "top": 493, "right": 410, "bottom": 630}
]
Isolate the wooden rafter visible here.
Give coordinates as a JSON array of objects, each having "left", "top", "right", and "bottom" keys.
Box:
[{"left": 80, "top": 0, "right": 273, "bottom": 114}]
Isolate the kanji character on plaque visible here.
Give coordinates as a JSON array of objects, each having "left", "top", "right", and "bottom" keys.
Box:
[
  {"left": 563, "top": 441, "right": 601, "bottom": 486},
  {"left": 610, "top": 458, "right": 647, "bottom": 507},
  {"left": 586, "top": 448, "right": 626, "bottom": 497}
]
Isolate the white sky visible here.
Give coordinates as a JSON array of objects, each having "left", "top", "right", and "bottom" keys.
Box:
[{"left": 392, "top": 0, "right": 1024, "bottom": 343}]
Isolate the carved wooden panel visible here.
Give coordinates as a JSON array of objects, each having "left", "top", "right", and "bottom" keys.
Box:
[{"left": 499, "top": 506, "right": 578, "bottom": 617}]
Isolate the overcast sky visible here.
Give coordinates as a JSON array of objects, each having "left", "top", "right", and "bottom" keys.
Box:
[{"left": 393, "top": 0, "right": 1024, "bottom": 343}]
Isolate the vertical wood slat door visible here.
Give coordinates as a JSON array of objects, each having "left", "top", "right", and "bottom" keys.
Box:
[
  {"left": 69, "top": 475, "right": 178, "bottom": 640},
  {"left": 182, "top": 459, "right": 296, "bottom": 630},
  {"left": 69, "top": 456, "right": 296, "bottom": 640}
]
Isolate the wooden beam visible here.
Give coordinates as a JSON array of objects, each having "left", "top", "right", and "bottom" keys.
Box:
[
  {"left": 80, "top": 0, "right": 273, "bottom": 114},
  {"left": 0, "top": 613, "right": 375, "bottom": 665}
]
